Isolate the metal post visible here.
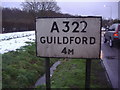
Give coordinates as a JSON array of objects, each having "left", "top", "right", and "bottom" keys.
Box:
[
  {"left": 85, "top": 59, "right": 92, "bottom": 89},
  {"left": 45, "top": 58, "right": 51, "bottom": 90}
]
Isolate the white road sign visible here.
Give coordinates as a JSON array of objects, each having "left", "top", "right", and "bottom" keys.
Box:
[{"left": 36, "top": 17, "right": 101, "bottom": 58}]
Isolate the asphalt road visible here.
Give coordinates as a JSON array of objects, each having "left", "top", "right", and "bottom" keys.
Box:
[{"left": 101, "top": 33, "right": 120, "bottom": 89}]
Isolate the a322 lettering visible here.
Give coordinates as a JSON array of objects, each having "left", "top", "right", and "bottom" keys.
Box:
[{"left": 50, "top": 21, "right": 87, "bottom": 33}]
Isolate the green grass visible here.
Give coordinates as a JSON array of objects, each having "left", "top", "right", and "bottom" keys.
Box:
[
  {"left": 51, "top": 59, "right": 86, "bottom": 88},
  {"left": 2, "top": 42, "right": 58, "bottom": 88},
  {"left": 50, "top": 59, "right": 111, "bottom": 88}
]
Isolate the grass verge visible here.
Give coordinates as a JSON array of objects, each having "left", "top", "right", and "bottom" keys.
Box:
[
  {"left": 50, "top": 59, "right": 111, "bottom": 89},
  {"left": 90, "top": 60, "right": 111, "bottom": 88},
  {"left": 2, "top": 42, "right": 58, "bottom": 88}
]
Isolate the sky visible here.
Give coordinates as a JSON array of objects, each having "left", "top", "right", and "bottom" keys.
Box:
[{"left": 1, "top": 0, "right": 119, "bottom": 19}]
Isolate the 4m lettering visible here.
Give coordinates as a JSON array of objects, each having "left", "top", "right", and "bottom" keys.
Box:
[{"left": 61, "top": 47, "right": 74, "bottom": 55}]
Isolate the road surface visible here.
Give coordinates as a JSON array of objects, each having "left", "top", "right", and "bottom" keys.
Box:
[{"left": 101, "top": 32, "right": 120, "bottom": 89}]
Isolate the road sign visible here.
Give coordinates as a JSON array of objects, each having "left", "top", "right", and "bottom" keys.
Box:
[{"left": 36, "top": 17, "right": 101, "bottom": 58}]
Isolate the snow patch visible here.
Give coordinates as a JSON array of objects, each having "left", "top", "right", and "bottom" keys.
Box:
[{"left": 0, "top": 31, "right": 35, "bottom": 54}]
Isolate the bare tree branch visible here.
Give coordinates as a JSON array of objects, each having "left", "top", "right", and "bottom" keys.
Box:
[{"left": 21, "top": 0, "right": 60, "bottom": 12}]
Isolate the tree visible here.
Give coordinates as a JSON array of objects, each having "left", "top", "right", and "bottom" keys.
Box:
[
  {"left": 2, "top": 8, "right": 35, "bottom": 33},
  {"left": 21, "top": 0, "right": 60, "bottom": 13}
]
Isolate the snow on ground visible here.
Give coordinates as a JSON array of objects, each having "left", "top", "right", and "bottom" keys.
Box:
[{"left": 0, "top": 31, "right": 35, "bottom": 54}]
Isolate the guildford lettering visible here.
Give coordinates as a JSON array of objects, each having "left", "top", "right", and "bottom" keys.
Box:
[{"left": 40, "top": 36, "right": 96, "bottom": 45}]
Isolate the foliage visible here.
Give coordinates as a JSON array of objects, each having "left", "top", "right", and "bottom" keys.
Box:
[
  {"left": 102, "top": 19, "right": 120, "bottom": 28},
  {"left": 2, "top": 8, "right": 35, "bottom": 33},
  {"left": 112, "top": 19, "right": 120, "bottom": 24}
]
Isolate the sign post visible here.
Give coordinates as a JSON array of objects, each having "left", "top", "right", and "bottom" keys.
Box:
[
  {"left": 45, "top": 58, "right": 50, "bottom": 89},
  {"left": 85, "top": 59, "right": 92, "bottom": 89},
  {"left": 36, "top": 17, "right": 101, "bottom": 89}
]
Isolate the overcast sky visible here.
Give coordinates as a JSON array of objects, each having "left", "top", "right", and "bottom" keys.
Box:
[{"left": 2, "top": 1, "right": 119, "bottom": 19}]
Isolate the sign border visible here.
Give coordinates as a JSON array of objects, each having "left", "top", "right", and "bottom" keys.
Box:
[{"left": 35, "top": 16, "right": 102, "bottom": 59}]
